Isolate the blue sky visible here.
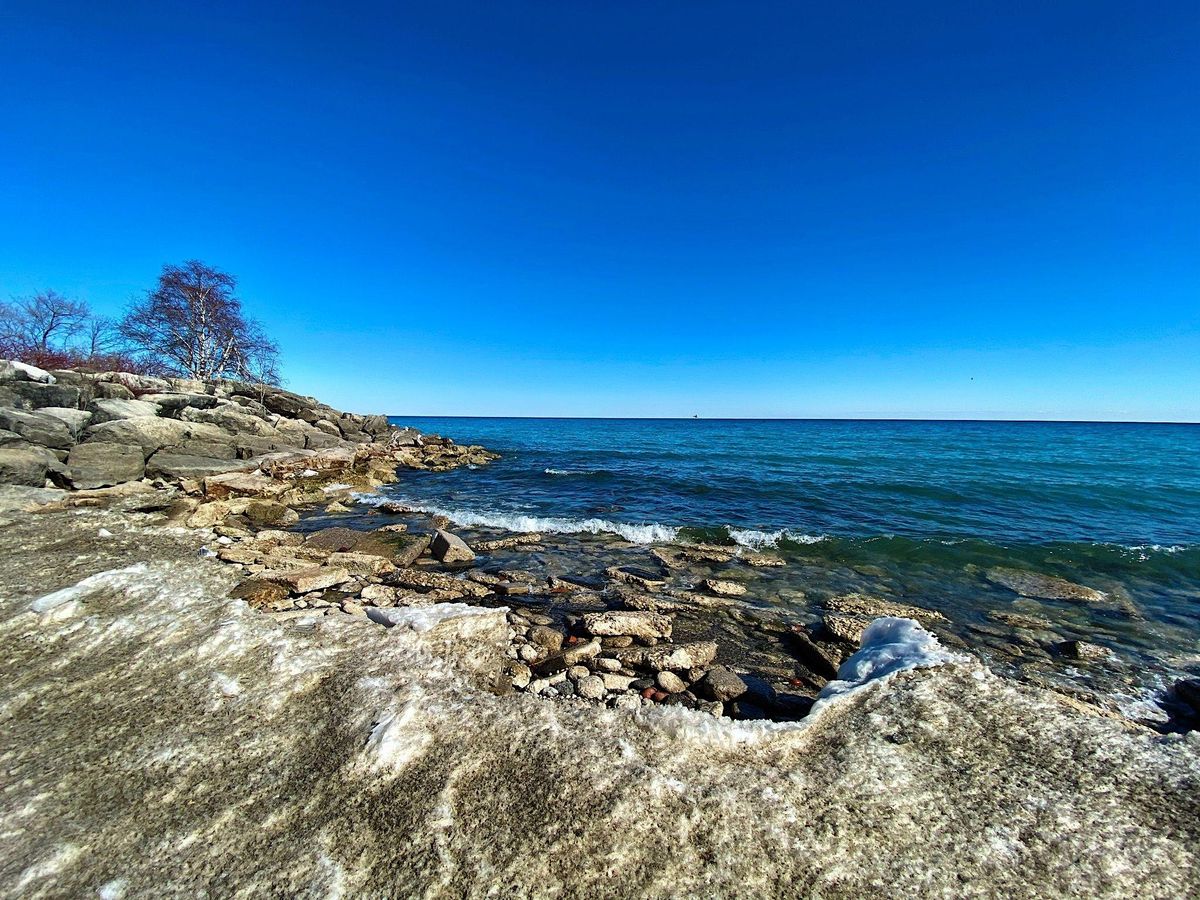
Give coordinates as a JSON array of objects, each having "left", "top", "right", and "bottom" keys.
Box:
[{"left": 1, "top": 1, "right": 1197, "bottom": 420}]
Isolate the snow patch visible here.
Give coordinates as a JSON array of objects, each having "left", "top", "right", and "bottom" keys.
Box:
[{"left": 811, "top": 617, "right": 967, "bottom": 715}]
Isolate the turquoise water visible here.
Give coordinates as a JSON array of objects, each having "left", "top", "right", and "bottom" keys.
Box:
[{"left": 383, "top": 418, "right": 1200, "bottom": 708}]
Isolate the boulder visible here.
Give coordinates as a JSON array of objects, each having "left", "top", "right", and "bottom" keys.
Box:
[
  {"left": 145, "top": 453, "right": 252, "bottom": 480},
  {"left": 431, "top": 529, "right": 475, "bottom": 563},
  {"left": 36, "top": 407, "right": 92, "bottom": 437},
  {"left": 0, "top": 380, "right": 82, "bottom": 410},
  {"left": 0, "top": 444, "right": 63, "bottom": 486},
  {"left": 258, "top": 388, "right": 317, "bottom": 419},
  {"left": 0, "top": 359, "right": 55, "bottom": 382},
  {"left": 0, "top": 408, "right": 75, "bottom": 450},
  {"left": 582, "top": 610, "right": 673, "bottom": 640},
  {"left": 139, "top": 392, "right": 220, "bottom": 414},
  {"left": 84, "top": 417, "right": 237, "bottom": 458},
  {"left": 305, "top": 527, "right": 431, "bottom": 567},
  {"left": 266, "top": 566, "right": 351, "bottom": 594},
  {"left": 93, "top": 381, "right": 135, "bottom": 400},
  {"left": 66, "top": 442, "right": 146, "bottom": 489},
  {"left": 1057, "top": 640, "right": 1109, "bottom": 661},
  {"left": 87, "top": 398, "right": 162, "bottom": 423}
]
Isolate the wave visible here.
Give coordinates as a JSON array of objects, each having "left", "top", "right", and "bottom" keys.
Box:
[
  {"left": 727, "top": 527, "right": 828, "bottom": 549},
  {"left": 354, "top": 495, "right": 678, "bottom": 544},
  {"left": 543, "top": 468, "right": 602, "bottom": 476}
]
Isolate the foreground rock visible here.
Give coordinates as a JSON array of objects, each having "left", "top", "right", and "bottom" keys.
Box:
[{"left": 1, "top": 502, "right": 1197, "bottom": 897}]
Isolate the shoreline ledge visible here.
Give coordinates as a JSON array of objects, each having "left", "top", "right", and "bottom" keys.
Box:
[{"left": 1, "top": 360, "right": 1199, "bottom": 896}]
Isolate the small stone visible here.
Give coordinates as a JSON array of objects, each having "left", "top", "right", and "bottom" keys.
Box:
[
  {"left": 612, "top": 694, "right": 642, "bottom": 711},
  {"left": 594, "top": 657, "right": 622, "bottom": 672},
  {"left": 657, "top": 671, "right": 687, "bottom": 693},
  {"left": 495, "top": 581, "right": 530, "bottom": 596},
  {"left": 602, "top": 635, "right": 635, "bottom": 648},
  {"left": 518, "top": 644, "right": 540, "bottom": 663},
  {"left": 577, "top": 675, "right": 607, "bottom": 700},
  {"left": 508, "top": 662, "right": 532, "bottom": 690},
  {"left": 567, "top": 665, "right": 590, "bottom": 680},
  {"left": 229, "top": 578, "right": 290, "bottom": 609},
  {"left": 340, "top": 600, "right": 366, "bottom": 617}
]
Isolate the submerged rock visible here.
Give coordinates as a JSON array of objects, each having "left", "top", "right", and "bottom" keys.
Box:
[{"left": 985, "top": 567, "right": 1107, "bottom": 603}]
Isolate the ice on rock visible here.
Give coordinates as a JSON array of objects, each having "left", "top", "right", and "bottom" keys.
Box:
[
  {"left": 29, "top": 564, "right": 151, "bottom": 614},
  {"left": 811, "top": 616, "right": 966, "bottom": 714}
]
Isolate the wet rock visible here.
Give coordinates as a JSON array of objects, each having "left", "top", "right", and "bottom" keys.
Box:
[
  {"left": 327, "top": 551, "right": 395, "bottom": 576},
  {"left": 389, "top": 567, "right": 490, "bottom": 597},
  {"left": 601, "top": 635, "right": 634, "bottom": 649},
  {"left": 305, "top": 527, "right": 430, "bottom": 566},
  {"left": 824, "top": 592, "right": 947, "bottom": 623},
  {"left": 431, "top": 529, "right": 475, "bottom": 563},
  {"left": 821, "top": 612, "right": 870, "bottom": 645},
  {"left": 495, "top": 582, "right": 530, "bottom": 596},
  {"left": 988, "top": 610, "right": 1055, "bottom": 631},
  {"left": 1057, "top": 640, "right": 1109, "bottom": 661},
  {"left": 985, "top": 567, "right": 1107, "bottom": 603},
  {"left": 582, "top": 610, "right": 673, "bottom": 640},
  {"left": 742, "top": 552, "right": 785, "bottom": 567},
  {"left": 657, "top": 671, "right": 687, "bottom": 693},
  {"left": 700, "top": 578, "right": 747, "bottom": 598},
  {"left": 695, "top": 667, "right": 748, "bottom": 702},
  {"left": 244, "top": 500, "right": 299, "bottom": 527},
  {"left": 473, "top": 534, "right": 544, "bottom": 552},
  {"left": 605, "top": 566, "right": 666, "bottom": 591},
  {"left": 787, "top": 627, "right": 841, "bottom": 680}
]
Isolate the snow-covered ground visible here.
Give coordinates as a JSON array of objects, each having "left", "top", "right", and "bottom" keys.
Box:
[{"left": 1, "top": 500, "right": 1197, "bottom": 898}]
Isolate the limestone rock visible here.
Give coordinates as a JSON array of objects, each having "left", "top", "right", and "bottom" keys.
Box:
[
  {"left": 535, "top": 638, "right": 603, "bottom": 674},
  {"left": 37, "top": 407, "right": 92, "bottom": 436},
  {"left": 203, "top": 472, "right": 288, "bottom": 500},
  {"left": 700, "top": 578, "right": 747, "bottom": 598},
  {"left": 431, "top": 529, "right": 475, "bottom": 563},
  {"left": 1057, "top": 640, "right": 1109, "bottom": 661},
  {"left": 305, "top": 527, "right": 430, "bottom": 566},
  {"left": 824, "top": 593, "right": 946, "bottom": 623},
  {"left": 657, "top": 671, "right": 687, "bottom": 693},
  {"left": 612, "top": 641, "right": 718, "bottom": 672},
  {"left": 266, "top": 566, "right": 351, "bottom": 594},
  {"left": 229, "top": 578, "right": 291, "bottom": 609},
  {"left": 244, "top": 500, "right": 298, "bottom": 527},
  {"left": 473, "top": 534, "right": 544, "bottom": 552},
  {"left": 87, "top": 398, "right": 162, "bottom": 424},
  {"left": 577, "top": 675, "right": 607, "bottom": 700},
  {"left": 0, "top": 408, "right": 74, "bottom": 450},
  {"left": 146, "top": 453, "right": 250, "bottom": 481},
  {"left": 0, "top": 445, "right": 63, "bottom": 486},
  {"left": 66, "top": 442, "right": 146, "bottom": 490},
  {"left": 582, "top": 610, "right": 673, "bottom": 640},
  {"left": 985, "top": 568, "right": 1107, "bottom": 603}
]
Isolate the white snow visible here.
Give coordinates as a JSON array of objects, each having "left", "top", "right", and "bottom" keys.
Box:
[{"left": 811, "top": 616, "right": 967, "bottom": 714}]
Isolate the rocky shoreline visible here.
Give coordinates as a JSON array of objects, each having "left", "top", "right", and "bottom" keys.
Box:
[{"left": 3, "top": 360, "right": 1200, "bottom": 896}]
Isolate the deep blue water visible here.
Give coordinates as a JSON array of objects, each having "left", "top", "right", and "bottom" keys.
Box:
[{"left": 389, "top": 418, "right": 1200, "bottom": 549}]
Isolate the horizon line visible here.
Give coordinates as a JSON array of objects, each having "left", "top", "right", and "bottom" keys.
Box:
[{"left": 382, "top": 415, "right": 1200, "bottom": 426}]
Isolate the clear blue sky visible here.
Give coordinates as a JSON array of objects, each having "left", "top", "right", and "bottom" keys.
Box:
[{"left": 1, "top": 2, "right": 1197, "bottom": 420}]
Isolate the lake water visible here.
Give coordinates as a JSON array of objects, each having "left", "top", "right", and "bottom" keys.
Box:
[{"left": 379, "top": 417, "right": 1200, "bottom": 715}]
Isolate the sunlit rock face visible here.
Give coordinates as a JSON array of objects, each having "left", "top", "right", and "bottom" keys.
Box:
[{"left": 1, "top": 505, "right": 1198, "bottom": 898}]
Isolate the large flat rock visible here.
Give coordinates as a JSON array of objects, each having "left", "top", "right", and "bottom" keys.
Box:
[{"left": 66, "top": 442, "right": 146, "bottom": 490}]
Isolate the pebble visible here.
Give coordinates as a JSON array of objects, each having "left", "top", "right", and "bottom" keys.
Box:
[
  {"left": 567, "top": 665, "right": 590, "bottom": 680},
  {"left": 602, "top": 636, "right": 634, "bottom": 648},
  {"left": 612, "top": 694, "right": 642, "bottom": 711},
  {"left": 696, "top": 667, "right": 748, "bottom": 702},
  {"left": 594, "top": 657, "right": 622, "bottom": 672},
  {"left": 601, "top": 673, "right": 636, "bottom": 692},
  {"left": 528, "top": 625, "right": 564, "bottom": 653},
  {"left": 518, "top": 644, "right": 540, "bottom": 663}
]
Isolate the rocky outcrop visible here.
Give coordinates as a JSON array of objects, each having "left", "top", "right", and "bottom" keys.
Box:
[{"left": 0, "top": 360, "right": 499, "bottom": 496}]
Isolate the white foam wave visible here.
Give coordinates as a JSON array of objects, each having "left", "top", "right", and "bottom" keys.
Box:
[
  {"left": 353, "top": 495, "right": 678, "bottom": 544},
  {"left": 543, "top": 468, "right": 600, "bottom": 476},
  {"left": 728, "top": 528, "right": 827, "bottom": 549}
]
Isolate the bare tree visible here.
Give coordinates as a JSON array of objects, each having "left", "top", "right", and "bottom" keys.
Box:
[
  {"left": 119, "top": 261, "right": 281, "bottom": 384},
  {"left": 0, "top": 291, "right": 90, "bottom": 354},
  {"left": 85, "top": 315, "right": 119, "bottom": 357}
]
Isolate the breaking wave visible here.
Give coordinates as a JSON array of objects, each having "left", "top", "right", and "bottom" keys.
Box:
[{"left": 727, "top": 527, "right": 828, "bottom": 549}]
